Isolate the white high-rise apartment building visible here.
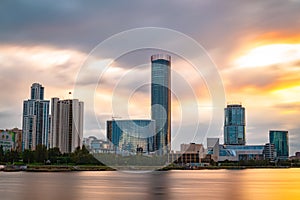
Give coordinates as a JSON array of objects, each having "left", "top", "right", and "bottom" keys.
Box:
[{"left": 50, "top": 98, "right": 84, "bottom": 153}]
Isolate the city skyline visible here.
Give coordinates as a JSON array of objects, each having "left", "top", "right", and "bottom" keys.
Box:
[{"left": 0, "top": 1, "right": 300, "bottom": 155}]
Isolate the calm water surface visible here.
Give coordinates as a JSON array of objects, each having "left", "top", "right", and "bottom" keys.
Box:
[{"left": 0, "top": 168, "right": 300, "bottom": 200}]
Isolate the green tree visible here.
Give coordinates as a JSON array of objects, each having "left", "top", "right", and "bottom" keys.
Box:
[
  {"left": 48, "top": 147, "right": 61, "bottom": 163},
  {"left": 0, "top": 145, "right": 4, "bottom": 162},
  {"left": 81, "top": 145, "right": 89, "bottom": 155},
  {"left": 3, "top": 149, "right": 20, "bottom": 164},
  {"left": 35, "top": 144, "right": 47, "bottom": 163},
  {"left": 22, "top": 149, "right": 34, "bottom": 164}
]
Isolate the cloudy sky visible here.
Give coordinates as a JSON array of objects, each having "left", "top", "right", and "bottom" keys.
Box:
[{"left": 1, "top": 0, "right": 300, "bottom": 155}]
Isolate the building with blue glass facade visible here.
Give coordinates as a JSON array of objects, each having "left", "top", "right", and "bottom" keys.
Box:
[
  {"left": 151, "top": 54, "right": 171, "bottom": 154},
  {"left": 22, "top": 83, "right": 50, "bottom": 150},
  {"left": 107, "top": 119, "right": 155, "bottom": 154},
  {"left": 224, "top": 104, "right": 245, "bottom": 145},
  {"left": 269, "top": 130, "right": 289, "bottom": 160}
]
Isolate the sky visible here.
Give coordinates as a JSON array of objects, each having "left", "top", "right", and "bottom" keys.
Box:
[{"left": 1, "top": 0, "right": 300, "bottom": 155}]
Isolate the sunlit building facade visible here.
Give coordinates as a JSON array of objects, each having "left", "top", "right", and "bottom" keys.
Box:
[
  {"left": 224, "top": 104, "right": 245, "bottom": 145},
  {"left": 107, "top": 119, "right": 155, "bottom": 154},
  {"left": 269, "top": 130, "right": 289, "bottom": 160},
  {"left": 151, "top": 54, "right": 171, "bottom": 154}
]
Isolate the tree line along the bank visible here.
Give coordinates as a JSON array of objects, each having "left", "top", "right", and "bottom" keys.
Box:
[{"left": 0, "top": 145, "right": 102, "bottom": 165}]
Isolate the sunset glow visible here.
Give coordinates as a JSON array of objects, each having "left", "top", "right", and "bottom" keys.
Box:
[{"left": 234, "top": 43, "right": 300, "bottom": 68}]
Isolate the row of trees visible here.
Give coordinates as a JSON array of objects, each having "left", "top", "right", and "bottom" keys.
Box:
[
  {"left": 219, "top": 159, "right": 300, "bottom": 167},
  {"left": 0, "top": 145, "right": 102, "bottom": 165}
]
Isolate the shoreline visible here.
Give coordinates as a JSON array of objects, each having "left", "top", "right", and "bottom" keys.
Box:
[{"left": 1, "top": 165, "right": 299, "bottom": 172}]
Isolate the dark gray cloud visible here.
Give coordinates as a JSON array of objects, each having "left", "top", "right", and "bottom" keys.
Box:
[{"left": 1, "top": 0, "right": 299, "bottom": 54}]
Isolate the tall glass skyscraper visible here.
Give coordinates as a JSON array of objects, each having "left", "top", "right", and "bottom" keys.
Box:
[
  {"left": 269, "top": 130, "right": 289, "bottom": 160},
  {"left": 151, "top": 54, "right": 171, "bottom": 154},
  {"left": 224, "top": 104, "right": 245, "bottom": 145},
  {"left": 22, "top": 83, "right": 50, "bottom": 150}
]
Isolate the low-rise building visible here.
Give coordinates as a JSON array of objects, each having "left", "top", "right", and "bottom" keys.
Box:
[
  {"left": 169, "top": 143, "right": 205, "bottom": 166},
  {"left": 219, "top": 145, "right": 265, "bottom": 161},
  {"left": 83, "top": 136, "right": 112, "bottom": 153},
  {"left": 0, "top": 128, "right": 22, "bottom": 151}
]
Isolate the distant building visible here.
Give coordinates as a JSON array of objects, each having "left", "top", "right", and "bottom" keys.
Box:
[
  {"left": 168, "top": 143, "right": 205, "bottom": 166},
  {"left": 207, "top": 138, "right": 220, "bottom": 162},
  {"left": 169, "top": 152, "right": 202, "bottom": 167},
  {"left": 0, "top": 128, "right": 22, "bottom": 152},
  {"left": 83, "top": 136, "right": 111, "bottom": 153},
  {"left": 50, "top": 98, "right": 84, "bottom": 153},
  {"left": 263, "top": 143, "right": 276, "bottom": 161},
  {"left": 269, "top": 130, "right": 289, "bottom": 160},
  {"left": 22, "top": 83, "right": 50, "bottom": 150},
  {"left": 218, "top": 145, "right": 265, "bottom": 161},
  {"left": 107, "top": 119, "right": 155, "bottom": 154},
  {"left": 289, "top": 152, "right": 300, "bottom": 161},
  {"left": 180, "top": 143, "right": 205, "bottom": 157},
  {"left": 0, "top": 130, "right": 16, "bottom": 151},
  {"left": 49, "top": 97, "right": 59, "bottom": 149},
  {"left": 224, "top": 104, "right": 245, "bottom": 145},
  {"left": 151, "top": 54, "right": 171, "bottom": 154}
]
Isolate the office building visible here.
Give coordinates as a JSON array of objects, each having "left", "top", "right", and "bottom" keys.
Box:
[
  {"left": 263, "top": 143, "right": 276, "bottom": 161},
  {"left": 49, "top": 98, "right": 84, "bottom": 153},
  {"left": 269, "top": 130, "right": 289, "bottom": 160},
  {"left": 22, "top": 83, "right": 50, "bottom": 150},
  {"left": 224, "top": 104, "right": 245, "bottom": 145},
  {"left": 107, "top": 119, "right": 155, "bottom": 154},
  {"left": 151, "top": 54, "right": 171, "bottom": 154}
]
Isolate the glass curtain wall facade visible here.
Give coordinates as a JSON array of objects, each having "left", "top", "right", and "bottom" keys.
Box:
[
  {"left": 269, "top": 130, "right": 289, "bottom": 160},
  {"left": 151, "top": 54, "right": 171, "bottom": 154},
  {"left": 224, "top": 104, "right": 245, "bottom": 145},
  {"left": 107, "top": 120, "right": 155, "bottom": 154}
]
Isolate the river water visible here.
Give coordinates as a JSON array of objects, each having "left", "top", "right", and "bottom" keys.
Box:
[{"left": 0, "top": 168, "right": 300, "bottom": 200}]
